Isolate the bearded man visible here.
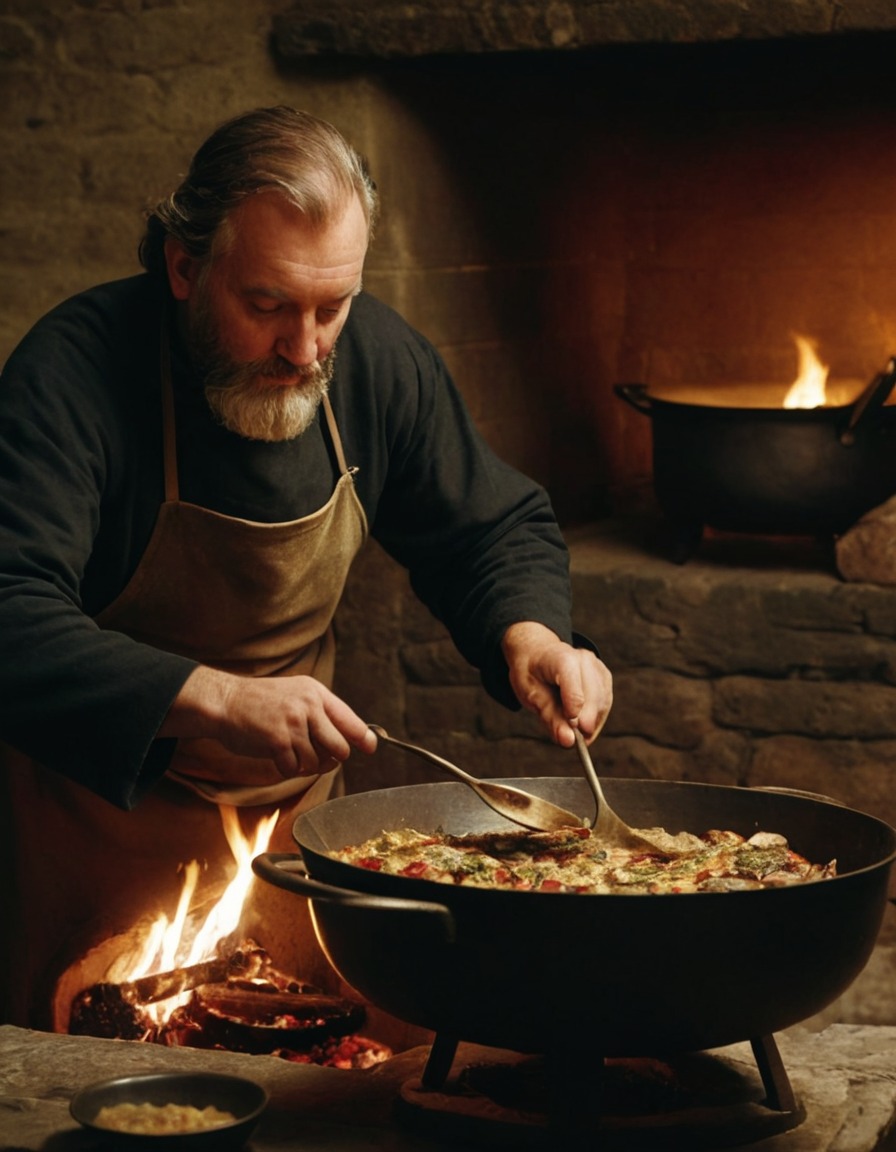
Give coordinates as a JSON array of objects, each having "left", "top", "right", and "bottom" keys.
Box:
[{"left": 0, "top": 107, "right": 612, "bottom": 1028}]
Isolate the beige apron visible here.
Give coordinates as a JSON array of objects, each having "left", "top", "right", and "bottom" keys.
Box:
[{"left": 0, "top": 332, "right": 368, "bottom": 1029}]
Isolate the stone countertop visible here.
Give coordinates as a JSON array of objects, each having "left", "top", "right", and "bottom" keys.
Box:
[{"left": 3, "top": 1023, "right": 896, "bottom": 1151}]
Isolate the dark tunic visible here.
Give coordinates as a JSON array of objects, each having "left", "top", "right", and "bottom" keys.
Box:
[{"left": 0, "top": 275, "right": 573, "bottom": 809}]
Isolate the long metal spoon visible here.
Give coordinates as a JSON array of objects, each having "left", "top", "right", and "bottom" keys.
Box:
[
  {"left": 573, "top": 727, "right": 668, "bottom": 852},
  {"left": 369, "top": 724, "right": 584, "bottom": 832}
]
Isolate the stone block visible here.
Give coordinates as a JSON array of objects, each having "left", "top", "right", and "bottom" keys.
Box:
[
  {"left": 836, "top": 495, "right": 896, "bottom": 585},
  {"left": 405, "top": 682, "right": 483, "bottom": 737},
  {"left": 586, "top": 733, "right": 691, "bottom": 782},
  {"left": 747, "top": 733, "right": 896, "bottom": 830},
  {"left": 595, "top": 729, "right": 750, "bottom": 786},
  {"left": 272, "top": 1, "right": 854, "bottom": 60},
  {"left": 399, "top": 639, "right": 479, "bottom": 687},
  {"left": 609, "top": 667, "right": 713, "bottom": 749},
  {"left": 714, "top": 677, "right": 896, "bottom": 740}
]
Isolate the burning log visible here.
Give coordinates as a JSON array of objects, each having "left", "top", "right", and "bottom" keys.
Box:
[
  {"left": 68, "top": 940, "right": 271, "bottom": 1037},
  {"left": 166, "top": 984, "right": 367, "bottom": 1054},
  {"left": 67, "top": 939, "right": 371, "bottom": 1063},
  {"left": 68, "top": 982, "right": 153, "bottom": 1041}
]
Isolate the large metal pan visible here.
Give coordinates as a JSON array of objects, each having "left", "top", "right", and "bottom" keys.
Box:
[{"left": 253, "top": 777, "right": 896, "bottom": 1057}]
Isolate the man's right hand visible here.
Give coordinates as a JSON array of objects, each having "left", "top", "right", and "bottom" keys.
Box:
[{"left": 158, "top": 665, "right": 377, "bottom": 781}]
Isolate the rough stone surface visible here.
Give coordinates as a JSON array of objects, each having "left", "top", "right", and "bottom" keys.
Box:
[
  {"left": 3, "top": 1023, "right": 896, "bottom": 1150},
  {"left": 564, "top": 521, "right": 896, "bottom": 813},
  {"left": 272, "top": 0, "right": 896, "bottom": 58},
  {"left": 837, "top": 494, "right": 896, "bottom": 585}
]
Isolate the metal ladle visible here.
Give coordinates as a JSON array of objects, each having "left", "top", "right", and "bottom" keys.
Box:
[
  {"left": 574, "top": 726, "right": 668, "bottom": 852},
  {"left": 369, "top": 724, "right": 583, "bottom": 832}
]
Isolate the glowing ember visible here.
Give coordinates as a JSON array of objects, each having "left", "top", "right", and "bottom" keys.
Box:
[
  {"left": 783, "top": 334, "right": 829, "bottom": 408},
  {"left": 105, "top": 806, "right": 278, "bottom": 1024}
]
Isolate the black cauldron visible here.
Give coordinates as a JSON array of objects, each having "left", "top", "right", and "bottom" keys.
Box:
[{"left": 615, "top": 359, "right": 896, "bottom": 561}]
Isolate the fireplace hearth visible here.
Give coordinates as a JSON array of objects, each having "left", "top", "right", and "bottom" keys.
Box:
[{"left": 66, "top": 939, "right": 390, "bottom": 1068}]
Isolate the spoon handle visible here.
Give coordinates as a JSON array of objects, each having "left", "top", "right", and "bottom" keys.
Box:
[
  {"left": 369, "top": 726, "right": 476, "bottom": 784},
  {"left": 574, "top": 728, "right": 608, "bottom": 807}
]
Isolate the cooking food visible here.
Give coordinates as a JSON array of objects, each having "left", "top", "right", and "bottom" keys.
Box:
[
  {"left": 93, "top": 1100, "right": 236, "bottom": 1133},
  {"left": 332, "top": 824, "right": 836, "bottom": 894}
]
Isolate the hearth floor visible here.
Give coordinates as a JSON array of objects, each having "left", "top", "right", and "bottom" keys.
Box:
[{"left": 2, "top": 1022, "right": 896, "bottom": 1150}]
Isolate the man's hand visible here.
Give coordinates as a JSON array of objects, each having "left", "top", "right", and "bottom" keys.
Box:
[
  {"left": 501, "top": 621, "right": 613, "bottom": 747},
  {"left": 158, "top": 665, "right": 377, "bottom": 780}
]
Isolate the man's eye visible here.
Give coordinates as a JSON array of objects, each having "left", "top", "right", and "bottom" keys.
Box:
[{"left": 250, "top": 301, "right": 282, "bottom": 314}]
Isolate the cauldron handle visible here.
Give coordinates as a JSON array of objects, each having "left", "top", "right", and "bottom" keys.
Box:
[
  {"left": 613, "top": 382, "right": 653, "bottom": 414},
  {"left": 252, "top": 852, "right": 456, "bottom": 940},
  {"left": 840, "top": 356, "right": 896, "bottom": 445}
]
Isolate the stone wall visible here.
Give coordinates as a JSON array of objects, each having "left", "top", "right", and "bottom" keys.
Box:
[{"left": 339, "top": 519, "right": 896, "bottom": 826}]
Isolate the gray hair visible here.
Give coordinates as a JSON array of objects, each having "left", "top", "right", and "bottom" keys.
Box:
[{"left": 139, "top": 106, "right": 378, "bottom": 277}]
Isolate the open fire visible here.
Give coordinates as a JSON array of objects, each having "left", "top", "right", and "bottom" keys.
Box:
[
  {"left": 79, "top": 806, "right": 280, "bottom": 1030},
  {"left": 63, "top": 805, "right": 390, "bottom": 1069}
]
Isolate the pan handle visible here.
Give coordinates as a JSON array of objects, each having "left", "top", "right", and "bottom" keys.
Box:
[
  {"left": 252, "top": 852, "right": 457, "bottom": 940},
  {"left": 613, "top": 382, "right": 653, "bottom": 414}
]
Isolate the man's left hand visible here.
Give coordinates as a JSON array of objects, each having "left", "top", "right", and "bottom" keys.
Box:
[{"left": 502, "top": 621, "right": 613, "bottom": 746}]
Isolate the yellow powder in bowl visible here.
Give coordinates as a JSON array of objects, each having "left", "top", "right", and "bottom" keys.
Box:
[{"left": 94, "top": 1101, "right": 236, "bottom": 1134}]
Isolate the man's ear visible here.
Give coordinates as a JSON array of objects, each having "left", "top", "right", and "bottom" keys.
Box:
[{"left": 164, "top": 238, "right": 201, "bottom": 301}]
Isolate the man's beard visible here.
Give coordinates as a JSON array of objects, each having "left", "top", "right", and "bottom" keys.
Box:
[{"left": 188, "top": 294, "right": 336, "bottom": 442}]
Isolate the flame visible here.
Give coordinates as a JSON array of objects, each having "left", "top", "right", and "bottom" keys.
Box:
[
  {"left": 112, "top": 806, "right": 278, "bottom": 1023},
  {"left": 183, "top": 806, "right": 278, "bottom": 966},
  {"left": 783, "top": 333, "right": 829, "bottom": 408}
]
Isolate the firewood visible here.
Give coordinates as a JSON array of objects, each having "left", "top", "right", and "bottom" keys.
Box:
[
  {"left": 67, "top": 940, "right": 270, "bottom": 1030},
  {"left": 195, "top": 984, "right": 365, "bottom": 1024}
]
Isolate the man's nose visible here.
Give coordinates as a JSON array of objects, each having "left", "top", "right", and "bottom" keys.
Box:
[{"left": 275, "top": 314, "right": 319, "bottom": 367}]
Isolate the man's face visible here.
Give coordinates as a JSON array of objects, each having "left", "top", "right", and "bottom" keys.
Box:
[{"left": 167, "top": 191, "right": 368, "bottom": 441}]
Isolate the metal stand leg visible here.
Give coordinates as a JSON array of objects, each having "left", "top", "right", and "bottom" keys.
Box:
[
  {"left": 750, "top": 1034, "right": 798, "bottom": 1113},
  {"left": 421, "top": 1032, "right": 459, "bottom": 1089}
]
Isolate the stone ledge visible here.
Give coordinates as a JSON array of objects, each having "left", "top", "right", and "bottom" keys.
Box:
[
  {"left": 4, "top": 1023, "right": 896, "bottom": 1150},
  {"left": 272, "top": 0, "right": 896, "bottom": 59}
]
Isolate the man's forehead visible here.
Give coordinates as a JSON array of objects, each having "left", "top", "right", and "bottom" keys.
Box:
[{"left": 221, "top": 192, "right": 368, "bottom": 278}]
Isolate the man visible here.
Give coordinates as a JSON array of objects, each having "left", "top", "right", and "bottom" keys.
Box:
[{"left": 0, "top": 107, "right": 612, "bottom": 1027}]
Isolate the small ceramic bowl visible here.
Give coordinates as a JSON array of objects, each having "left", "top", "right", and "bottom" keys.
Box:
[{"left": 70, "top": 1071, "right": 268, "bottom": 1150}]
